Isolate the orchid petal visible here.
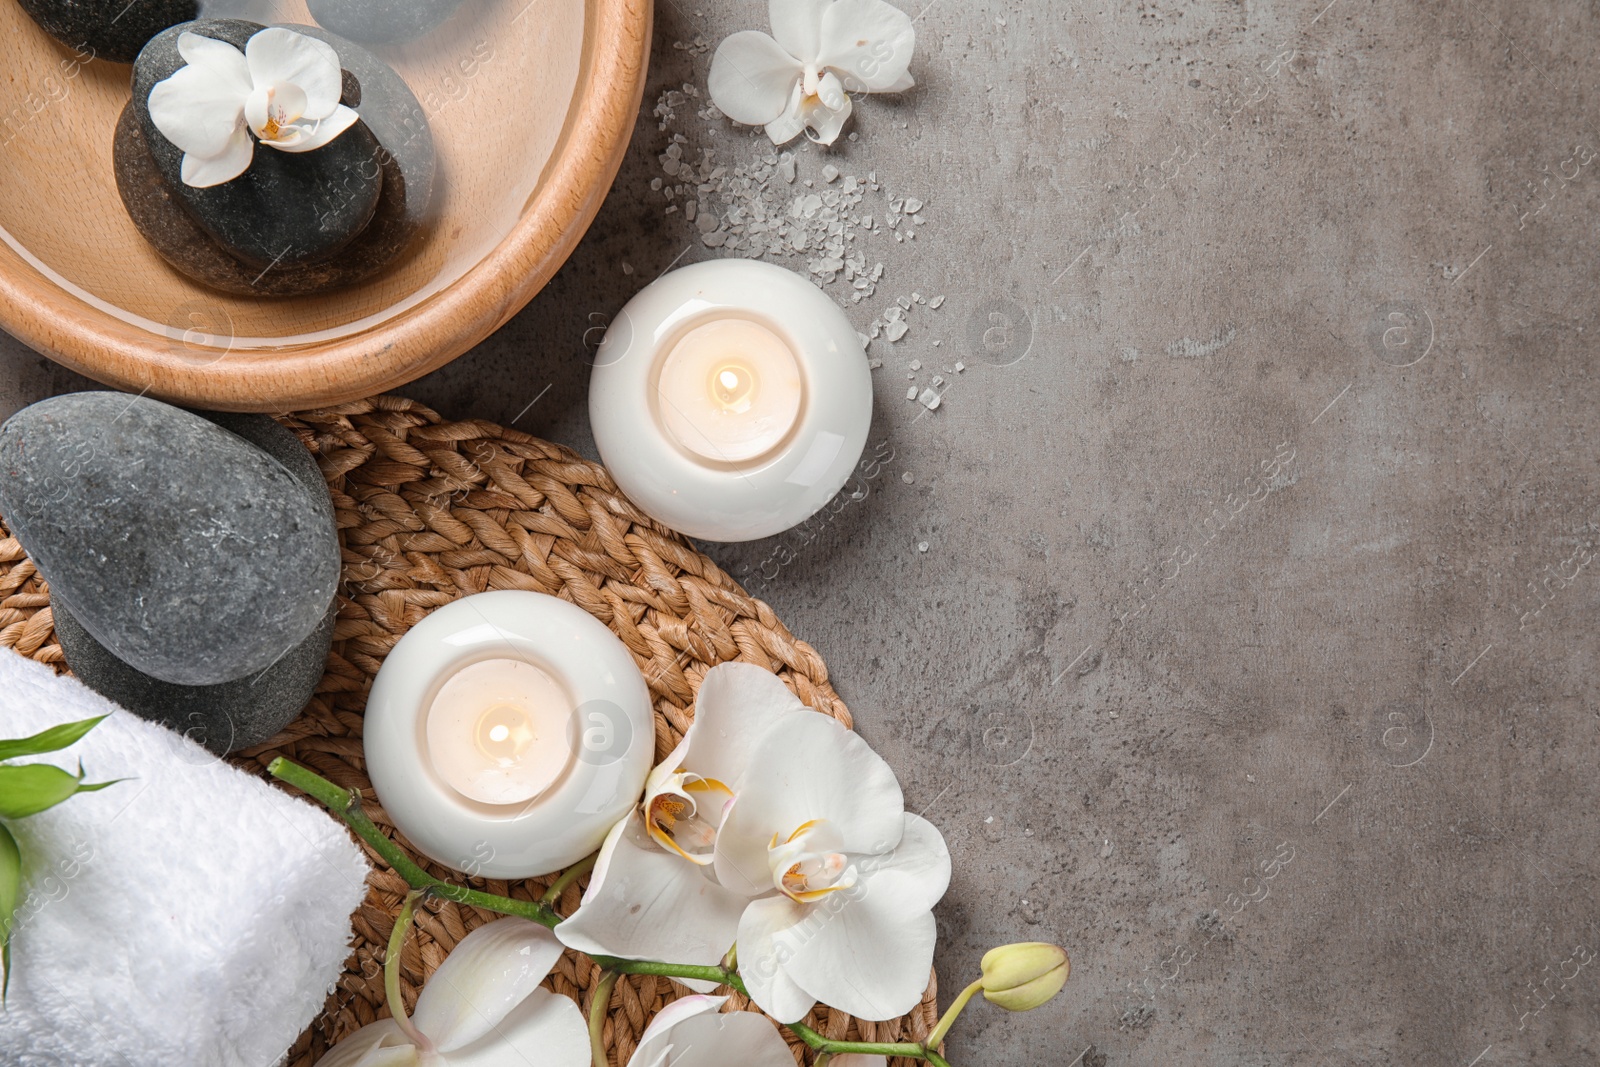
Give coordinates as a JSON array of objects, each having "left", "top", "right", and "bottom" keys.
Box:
[
  {"left": 444, "top": 988, "right": 590, "bottom": 1067},
  {"left": 781, "top": 874, "right": 938, "bottom": 1021},
  {"left": 179, "top": 128, "right": 254, "bottom": 188},
  {"left": 852, "top": 814, "right": 950, "bottom": 914},
  {"left": 633, "top": 995, "right": 797, "bottom": 1067},
  {"left": 818, "top": 0, "right": 916, "bottom": 92},
  {"left": 176, "top": 31, "right": 252, "bottom": 90},
  {"left": 769, "top": 0, "right": 830, "bottom": 63},
  {"left": 310, "top": 1020, "right": 416, "bottom": 1067},
  {"left": 681, "top": 663, "right": 811, "bottom": 791},
  {"left": 708, "top": 31, "right": 803, "bottom": 126},
  {"left": 556, "top": 816, "right": 747, "bottom": 989},
  {"left": 631, "top": 995, "right": 726, "bottom": 1065},
  {"left": 245, "top": 27, "right": 345, "bottom": 119},
  {"left": 149, "top": 60, "right": 249, "bottom": 158},
  {"left": 270, "top": 104, "right": 361, "bottom": 153},
  {"left": 715, "top": 710, "right": 904, "bottom": 898},
  {"left": 411, "top": 918, "right": 565, "bottom": 1053},
  {"left": 735, "top": 894, "right": 820, "bottom": 1023},
  {"left": 804, "top": 76, "right": 854, "bottom": 145},
  {"left": 760, "top": 82, "right": 809, "bottom": 146}
]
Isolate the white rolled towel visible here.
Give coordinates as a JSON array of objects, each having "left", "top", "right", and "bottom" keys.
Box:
[{"left": 0, "top": 649, "right": 370, "bottom": 1067}]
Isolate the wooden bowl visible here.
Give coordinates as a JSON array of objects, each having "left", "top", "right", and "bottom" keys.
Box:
[{"left": 0, "top": 0, "right": 651, "bottom": 412}]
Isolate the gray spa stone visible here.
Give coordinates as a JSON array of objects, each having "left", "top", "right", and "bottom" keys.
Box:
[
  {"left": 54, "top": 600, "right": 335, "bottom": 755},
  {"left": 16, "top": 0, "right": 197, "bottom": 64},
  {"left": 130, "top": 19, "right": 383, "bottom": 271},
  {"left": 0, "top": 393, "right": 340, "bottom": 688},
  {"left": 308, "top": 0, "right": 467, "bottom": 46}
]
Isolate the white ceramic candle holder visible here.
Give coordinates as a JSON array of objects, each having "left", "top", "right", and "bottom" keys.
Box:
[
  {"left": 363, "top": 590, "right": 654, "bottom": 879},
  {"left": 589, "top": 260, "right": 873, "bottom": 542}
]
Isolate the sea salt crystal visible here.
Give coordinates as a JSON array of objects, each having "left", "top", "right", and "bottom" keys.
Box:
[
  {"left": 909, "top": 360, "right": 921, "bottom": 370},
  {"left": 929, "top": 295, "right": 945, "bottom": 309},
  {"left": 902, "top": 471, "right": 915, "bottom": 483},
  {"left": 885, "top": 320, "right": 909, "bottom": 342},
  {"left": 918, "top": 541, "right": 930, "bottom": 552},
  {"left": 906, "top": 386, "right": 918, "bottom": 400},
  {"left": 702, "top": 232, "right": 727, "bottom": 247},
  {"left": 955, "top": 361, "right": 965, "bottom": 372},
  {"left": 897, "top": 296, "right": 911, "bottom": 310},
  {"left": 822, "top": 164, "right": 840, "bottom": 182},
  {"left": 885, "top": 306, "right": 904, "bottom": 323},
  {"left": 685, "top": 200, "right": 697, "bottom": 221},
  {"left": 904, "top": 197, "right": 924, "bottom": 213},
  {"left": 918, "top": 388, "right": 941, "bottom": 409},
  {"left": 932, "top": 375, "right": 944, "bottom": 386}
]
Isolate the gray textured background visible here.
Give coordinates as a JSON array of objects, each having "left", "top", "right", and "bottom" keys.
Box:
[{"left": 5, "top": 0, "right": 1599, "bottom": 1063}]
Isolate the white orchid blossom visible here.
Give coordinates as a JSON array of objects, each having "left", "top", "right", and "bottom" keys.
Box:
[
  {"left": 559, "top": 663, "right": 951, "bottom": 1026},
  {"left": 313, "top": 919, "right": 589, "bottom": 1067},
  {"left": 557, "top": 663, "right": 808, "bottom": 981},
  {"left": 708, "top": 0, "right": 915, "bottom": 146},
  {"left": 717, "top": 711, "right": 951, "bottom": 1024},
  {"left": 628, "top": 995, "right": 803, "bottom": 1067},
  {"left": 148, "top": 27, "right": 361, "bottom": 188}
]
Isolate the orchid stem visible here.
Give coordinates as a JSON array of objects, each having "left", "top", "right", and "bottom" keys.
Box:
[
  {"left": 386, "top": 889, "right": 435, "bottom": 1054},
  {"left": 924, "top": 978, "right": 983, "bottom": 1050},
  {"left": 268, "top": 758, "right": 563, "bottom": 928},
  {"left": 588, "top": 970, "right": 618, "bottom": 1067},
  {"left": 814, "top": 1055, "right": 831, "bottom": 1067},
  {"left": 542, "top": 853, "right": 599, "bottom": 907}
]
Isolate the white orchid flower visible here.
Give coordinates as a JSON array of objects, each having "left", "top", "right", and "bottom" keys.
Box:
[
  {"left": 313, "top": 919, "right": 589, "bottom": 1067},
  {"left": 715, "top": 710, "right": 951, "bottom": 1024},
  {"left": 707, "top": 0, "right": 916, "bottom": 146},
  {"left": 627, "top": 995, "right": 801, "bottom": 1067},
  {"left": 148, "top": 27, "right": 362, "bottom": 188},
  {"left": 557, "top": 663, "right": 809, "bottom": 981}
]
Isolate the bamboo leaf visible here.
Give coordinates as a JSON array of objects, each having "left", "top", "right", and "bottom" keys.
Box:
[
  {"left": 0, "top": 717, "right": 107, "bottom": 764},
  {"left": 0, "top": 822, "right": 20, "bottom": 1002},
  {"left": 0, "top": 765, "right": 83, "bottom": 819}
]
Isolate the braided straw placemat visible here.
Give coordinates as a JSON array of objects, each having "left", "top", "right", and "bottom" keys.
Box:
[{"left": 0, "top": 395, "right": 938, "bottom": 1067}]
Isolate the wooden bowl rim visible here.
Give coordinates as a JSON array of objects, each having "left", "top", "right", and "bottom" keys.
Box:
[{"left": 0, "top": 0, "right": 652, "bottom": 413}]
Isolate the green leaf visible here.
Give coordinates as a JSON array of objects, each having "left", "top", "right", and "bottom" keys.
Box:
[
  {"left": 0, "top": 822, "right": 20, "bottom": 1003},
  {"left": 0, "top": 716, "right": 108, "bottom": 764},
  {"left": 0, "top": 765, "right": 83, "bottom": 819}
]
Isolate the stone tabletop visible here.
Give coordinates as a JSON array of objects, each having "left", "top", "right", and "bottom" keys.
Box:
[{"left": 4, "top": 0, "right": 1597, "bottom": 1062}]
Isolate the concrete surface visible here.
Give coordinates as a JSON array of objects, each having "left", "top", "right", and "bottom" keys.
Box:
[{"left": 5, "top": 0, "right": 1599, "bottom": 1063}]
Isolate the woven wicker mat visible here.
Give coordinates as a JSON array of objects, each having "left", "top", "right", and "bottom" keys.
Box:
[{"left": 0, "top": 395, "right": 937, "bottom": 1067}]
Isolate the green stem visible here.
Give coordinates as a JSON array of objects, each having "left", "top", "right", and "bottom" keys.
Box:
[
  {"left": 542, "top": 853, "right": 599, "bottom": 907},
  {"left": 924, "top": 978, "right": 983, "bottom": 1050},
  {"left": 269, "top": 758, "right": 562, "bottom": 928},
  {"left": 814, "top": 1055, "right": 831, "bottom": 1067},
  {"left": 386, "top": 889, "right": 434, "bottom": 1054},
  {"left": 588, "top": 971, "right": 618, "bottom": 1067},
  {"left": 926, "top": 1052, "right": 953, "bottom": 1067}
]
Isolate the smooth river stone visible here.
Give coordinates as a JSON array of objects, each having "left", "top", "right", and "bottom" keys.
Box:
[
  {"left": 308, "top": 0, "right": 466, "bottom": 45},
  {"left": 130, "top": 19, "right": 383, "bottom": 271},
  {"left": 54, "top": 600, "right": 335, "bottom": 755},
  {"left": 116, "top": 20, "right": 435, "bottom": 295},
  {"left": 16, "top": 0, "right": 196, "bottom": 64},
  {"left": 0, "top": 394, "right": 341, "bottom": 688}
]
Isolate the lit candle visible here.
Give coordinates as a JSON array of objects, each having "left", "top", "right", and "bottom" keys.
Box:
[
  {"left": 363, "top": 590, "right": 654, "bottom": 879},
  {"left": 590, "top": 260, "right": 873, "bottom": 542}
]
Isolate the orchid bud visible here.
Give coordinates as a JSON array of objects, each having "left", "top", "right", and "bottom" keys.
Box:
[{"left": 980, "top": 942, "right": 1069, "bottom": 1011}]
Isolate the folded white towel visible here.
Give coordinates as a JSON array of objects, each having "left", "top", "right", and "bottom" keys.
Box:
[{"left": 0, "top": 650, "right": 370, "bottom": 1067}]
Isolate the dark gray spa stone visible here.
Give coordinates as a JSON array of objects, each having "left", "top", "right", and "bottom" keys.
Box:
[
  {"left": 116, "top": 20, "right": 435, "bottom": 295},
  {"left": 55, "top": 600, "right": 335, "bottom": 755},
  {"left": 308, "top": 0, "right": 467, "bottom": 46},
  {"left": 130, "top": 19, "right": 383, "bottom": 271},
  {"left": 0, "top": 393, "right": 340, "bottom": 688},
  {"left": 16, "top": 0, "right": 197, "bottom": 64}
]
